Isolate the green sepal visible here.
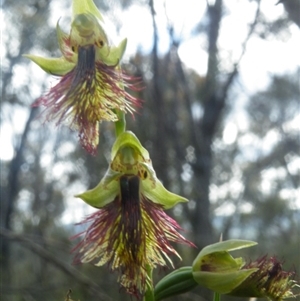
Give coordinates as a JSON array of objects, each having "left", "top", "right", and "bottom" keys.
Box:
[
  {"left": 23, "top": 54, "right": 75, "bottom": 76},
  {"left": 70, "top": 13, "right": 108, "bottom": 47},
  {"left": 111, "top": 131, "right": 150, "bottom": 163},
  {"left": 72, "top": 0, "right": 104, "bottom": 22}
]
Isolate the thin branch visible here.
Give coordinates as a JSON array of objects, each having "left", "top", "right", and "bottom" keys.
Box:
[{"left": 0, "top": 228, "right": 113, "bottom": 301}]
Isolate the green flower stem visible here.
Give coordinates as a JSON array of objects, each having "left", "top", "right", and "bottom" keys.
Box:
[
  {"left": 114, "top": 110, "right": 126, "bottom": 137},
  {"left": 144, "top": 265, "right": 155, "bottom": 301},
  {"left": 214, "top": 292, "right": 221, "bottom": 301}
]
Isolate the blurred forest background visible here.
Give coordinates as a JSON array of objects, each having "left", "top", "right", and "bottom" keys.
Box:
[{"left": 1, "top": 0, "right": 299, "bottom": 300}]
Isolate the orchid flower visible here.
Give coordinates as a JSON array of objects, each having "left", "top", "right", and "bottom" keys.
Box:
[
  {"left": 24, "top": 0, "right": 140, "bottom": 154},
  {"left": 72, "top": 131, "right": 195, "bottom": 297}
]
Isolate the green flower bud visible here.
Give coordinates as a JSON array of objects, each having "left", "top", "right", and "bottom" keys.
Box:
[
  {"left": 192, "top": 240, "right": 258, "bottom": 294},
  {"left": 192, "top": 240, "right": 299, "bottom": 301}
]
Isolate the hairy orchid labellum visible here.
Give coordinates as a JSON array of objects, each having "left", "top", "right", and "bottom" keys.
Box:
[
  {"left": 230, "top": 256, "right": 299, "bottom": 301},
  {"left": 72, "top": 131, "right": 195, "bottom": 298},
  {"left": 24, "top": 0, "right": 140, "bottom": 154}
]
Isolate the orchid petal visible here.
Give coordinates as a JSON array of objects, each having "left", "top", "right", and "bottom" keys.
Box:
[
  {"left": 56, "top": 20, "right": 77, "bottom": 62},
  {"left": 75, "top": 168, "right": 120, "bottom": 208},
  {"left": 97, "top": 38, "right": 127, "bottom": 66},
  {"left": 143, "top": 178, "right": 188, "bottom": 209}
]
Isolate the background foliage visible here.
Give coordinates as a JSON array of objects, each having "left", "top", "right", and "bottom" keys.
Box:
[{"left": 1, "top": 0, "right": 299, "bottom": 300}]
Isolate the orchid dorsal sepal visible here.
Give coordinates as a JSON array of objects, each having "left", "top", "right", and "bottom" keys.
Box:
[
  {"left": 111, "top": 131, "right": 189, "bottom": 209},
  {"left": 70, "top": 13, "right": 108, "bottom": 49},
  {"left": 72, "top": 0, "right": 104, "bottom": 22},
  {"left": 111, "top": 131, "right": 150, "bottom": 162}
]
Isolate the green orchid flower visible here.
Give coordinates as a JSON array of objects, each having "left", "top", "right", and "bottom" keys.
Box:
[
  {"left": 72, "top": 131, "right": 195, "bottom": 298},
  {"left": 24, "top": 0, "right": 140, "bottom": 154}
]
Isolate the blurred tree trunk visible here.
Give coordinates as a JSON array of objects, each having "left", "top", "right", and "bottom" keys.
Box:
[
  {"left": 188, "top": 0, "right": 224, "bottom": 248},
  {"left": 1, "top": 107, "right": 38, "bottom": 268},
  {"left": 146, "top": 0, "right": 226, "bottom": 249},
  {"left": 149, "top": 0, "right": 171, "bottom": 188}
]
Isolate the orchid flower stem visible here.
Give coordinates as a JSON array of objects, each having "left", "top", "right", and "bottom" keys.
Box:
[
  {"left": 213, "top": 292, "right": 221, "bottom": 301},
  {"left": 144, "top": 265, "right": 155, "bottom": 301},
  {"left": 114, "top": 110, "right": 126, "bottom": 137}
]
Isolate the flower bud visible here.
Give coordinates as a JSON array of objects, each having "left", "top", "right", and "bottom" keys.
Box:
[
  {"left": 192, "top": 240, "right": 258, "bottom": 294},
  {"left": 192, "top": 240, "right": 299, "bottom": 300}
]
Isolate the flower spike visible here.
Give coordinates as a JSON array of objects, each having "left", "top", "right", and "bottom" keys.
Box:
[{"left": 73, "top": 131, "right": 195, "bottom": 297}]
